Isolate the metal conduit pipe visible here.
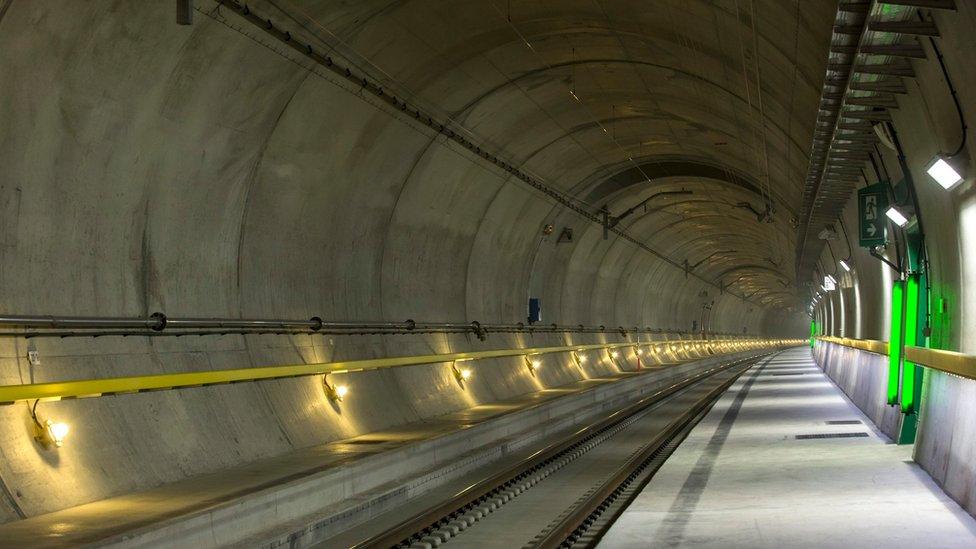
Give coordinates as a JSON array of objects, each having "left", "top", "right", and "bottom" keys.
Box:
[{"left": 0, "top": 313, "right": 754, "bottom": 339}]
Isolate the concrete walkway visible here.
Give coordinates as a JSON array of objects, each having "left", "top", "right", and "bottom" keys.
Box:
[{"left": 600, "top": 347, "right": 976, "bottom": 548}]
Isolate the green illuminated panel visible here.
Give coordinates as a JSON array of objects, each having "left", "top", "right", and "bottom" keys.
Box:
[
  {"left": 902, "top": 276, "right": 919, "bottom": 413},
  {"left": 810, "top": 321, "right": 816, "bottom": 348},
  {"left": 888, "top": 281, "right": 904, "bottom": 406}
]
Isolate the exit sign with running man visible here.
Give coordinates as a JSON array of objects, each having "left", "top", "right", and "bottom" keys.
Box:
[{"left": 858, "top": 183, "right": 888, "bottom": 248}]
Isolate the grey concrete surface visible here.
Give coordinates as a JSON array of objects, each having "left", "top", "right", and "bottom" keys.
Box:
[
  {"left": 600, "top": 347, "right": 976, "bottom": 548},
  {"left": 0, "top": 0, "right": 817, "bottom": 524},
  {"left": 815, "top": 340, "right": 976, "bottom": 522},
  {"left": 814, "top": 340, "right": 901, "bottom": 439}
]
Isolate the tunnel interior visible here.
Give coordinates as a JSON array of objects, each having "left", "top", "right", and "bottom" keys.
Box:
[{"left": 1, "top": 0, "right": 976, "bottom": 543}]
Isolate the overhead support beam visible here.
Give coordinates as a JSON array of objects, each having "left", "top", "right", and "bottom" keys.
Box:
[
  {"left": 832, "top": 144, "right": 877, "bottom": 152},
  {"left": 877, "top": 0, "right": 955, "bottom": 9},
  {"left": 853, "top": 62, "right": 916, "bottom": 76},
  {"left": 835, "top": 133, "right": 879, "bottom": 141},
  {"left": 837, "top": 122, "right": 875, "bottom": 131},
  {"left": 846, "top": 94, "right": 899, "bottom": 108},
  {"left": 842, "top": 109, "right": 893, "bottom": 121},
  {"left": 860, "top": 44, "right": 926, "bottom": 58},
  {"left": 867, "top": 20, "right": 940, "bottom": 36},
  {"left": 850, "top": 79, "right": 907, "bottom": 93}
]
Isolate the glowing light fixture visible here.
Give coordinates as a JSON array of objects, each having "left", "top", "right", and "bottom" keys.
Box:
[
  {"left": 45, "top": 421, "right": 69, "bottom": 447},
  {"left": 452, "top": 364, "right": 472, "bottom": 383},
  {"left": 925, "top": 156, "right": 964, "bottom": 190},
  {"left": 823, "top": 275, "right": 836, "bottom": 291},
  {"left": 839, "top": 259, "right": 851, "bottom": 272},
  {"left": 324, "top": 378, "right": 348, "bottom": 402},
  {"left": 885, "top": 206, "right": 910, "bottom": 227},
  {"left": 29, "top": 402, "right": 69, "bottom": 449},
  {"left": 635, "top": 347, "right": 644, "bottom": 356},
  {"left": 609, "top": 350, "right": 620, "bottom": 359}
]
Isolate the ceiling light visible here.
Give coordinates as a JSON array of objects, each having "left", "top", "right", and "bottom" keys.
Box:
[
  {"left": 839, "top": 259, "right": 851, "bottom": 272},
  {"left": 926, "top": 156, "right": 964, "bottom": 190},
  {"left": 885, "top": 206, "right": 910, "bottom": 227}
]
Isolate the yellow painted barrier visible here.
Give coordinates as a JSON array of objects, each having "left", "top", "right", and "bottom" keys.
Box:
[
  {"left": 0, "top": 338, "right": 803, "bottom": 404},
  {"left": 816, "top": 336, "right": 976, "bottom": 381}
]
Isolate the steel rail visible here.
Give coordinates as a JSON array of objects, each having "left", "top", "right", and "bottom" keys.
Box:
[
  {"left": 0, "top": 339, "right": 799, "bottom": 405},
  {"left": 350, "top": 353, "right": 767, "bottom": 549},
  {"left": 817, "top": 336, "right": 976, "bottom": 381},
  {"left": 534, "top": 357, "right": 756, "bottom": 548}
]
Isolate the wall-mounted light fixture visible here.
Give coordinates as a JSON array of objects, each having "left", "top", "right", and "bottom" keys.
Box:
[
  {"left": 323, "top": 377, "right": 348, "bottom": 402},
  {"left": 839, "top": 259, "right": 851, "bottom": 272},
  {"left": 885, "top": 206, "right": 910, "bottom": 228},
  {"left": 30, "top": 401, "right": 69, "bottom": 449},
  {"left": 451, "top": 364, "right": 472, "bottom": 385},
  {"left": 634, "top": 346, "right": 644, "bottom": 356},
  {"left": 608, "top": 350, "right": 620, "bottom": 359},
  {"left": 925, "top": 156, "right": 964, "bottom": 190},
  {"left": 572, "top": 350, "right": 587, "bottom": 368},
  {"left": 823, "top": 274, "right": 837, "bottom": 292},
  {"left": 524, "top": 355, "right": 541, "bottom": 375}
]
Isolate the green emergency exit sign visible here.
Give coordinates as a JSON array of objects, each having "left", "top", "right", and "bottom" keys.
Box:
[{"left": 857, "top": 183, "right": 888, "bottom": 248}]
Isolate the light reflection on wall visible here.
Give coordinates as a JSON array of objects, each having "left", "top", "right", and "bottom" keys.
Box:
[
  {"left": 881, "top": 251, "right": 893, "bottom": 339},
  {"left": 854, "top": 272, "right": 863, "bottom": 339},
  {"left": 960, "top": 199, "right": 976, "bottom": 354},
  {"left": 838, "top": 283, "right": 846, "bottom": 337}
]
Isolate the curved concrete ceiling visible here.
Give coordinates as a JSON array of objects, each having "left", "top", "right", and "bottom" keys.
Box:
[{"left": 267, "top": 0, "right": 836, "bottom": 308}]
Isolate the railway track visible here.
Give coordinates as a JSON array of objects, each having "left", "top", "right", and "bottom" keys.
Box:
[{"left": 345, "top": 352, "right": 775, "bottom": 549}]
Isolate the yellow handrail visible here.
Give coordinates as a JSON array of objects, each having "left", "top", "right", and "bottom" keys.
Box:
[
  {"left": 816, "top": 336, "right": 976, "bottom": 381},
  {"left": 0, "top": 338, "right": 801, "bottom": 404}
]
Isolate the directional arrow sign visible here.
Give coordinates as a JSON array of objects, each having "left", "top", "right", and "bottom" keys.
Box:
[{"left": 858, "top": 183, "right": 888, "bottom": 248}]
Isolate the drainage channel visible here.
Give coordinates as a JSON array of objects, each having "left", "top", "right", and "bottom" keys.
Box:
[{"left": 349, "top": 353, "right": 774, "bottom": 549}]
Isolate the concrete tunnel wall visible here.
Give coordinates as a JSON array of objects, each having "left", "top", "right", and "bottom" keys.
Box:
[{"left": 0, "top": 1, "right": 809, "bottom": 521}]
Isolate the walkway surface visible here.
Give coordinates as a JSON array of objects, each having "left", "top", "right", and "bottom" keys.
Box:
[{"left": 600, "top": 346, "right": 976, "bottom": 548}]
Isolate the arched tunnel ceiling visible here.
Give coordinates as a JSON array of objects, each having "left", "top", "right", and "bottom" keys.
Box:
[
  {"left": 255, "top": 0, "right": 836, "bottom": 305},
  {"left": 228, "top": 0, "right": 837, "bottom": 309}
]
